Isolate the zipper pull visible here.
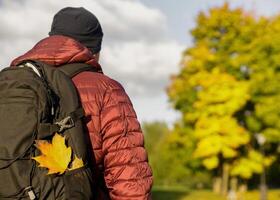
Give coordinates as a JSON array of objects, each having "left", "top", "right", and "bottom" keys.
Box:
[
  {"left": 28, "top": 189, "right": 36, "bottom": 200},
  {"left": 51, "top": 106, "right": 55, "bottom": 116},
  {"left": 24, "top": 186, "right": 36, "bottom": 200}
]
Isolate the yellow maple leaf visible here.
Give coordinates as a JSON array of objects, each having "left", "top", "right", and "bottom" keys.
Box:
[
  {"left": 69, "top": 155, "right": 84, "bottom": 171},
  {"left": 33, "top": 133, "right": 72, "bottom": 175}
]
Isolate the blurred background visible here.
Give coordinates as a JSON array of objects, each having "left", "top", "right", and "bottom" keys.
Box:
[{"left": 1, "top": 0, "right": 280, "bottom": 199}]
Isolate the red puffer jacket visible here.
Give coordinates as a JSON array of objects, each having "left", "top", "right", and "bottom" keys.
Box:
[{"left": 12, "top": 35, "right": 153, "bottom": 200}]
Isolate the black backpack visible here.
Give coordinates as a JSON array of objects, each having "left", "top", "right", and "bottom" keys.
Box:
[{"left": 0, "top": 60, "right": 98, "bottom": 199}]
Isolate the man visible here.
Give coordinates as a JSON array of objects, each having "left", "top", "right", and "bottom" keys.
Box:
[{"left": 11, "top": 7, "right": 153, "bottom": 200}]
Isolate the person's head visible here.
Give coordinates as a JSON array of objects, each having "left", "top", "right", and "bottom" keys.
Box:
[{"left": 49, "top": 7, "right": 103, "bottom": 61}]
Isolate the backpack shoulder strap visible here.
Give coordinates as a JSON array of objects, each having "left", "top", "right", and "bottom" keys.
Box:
[{"left": 58, "top": 63, "right": 100, "bottom": 78}]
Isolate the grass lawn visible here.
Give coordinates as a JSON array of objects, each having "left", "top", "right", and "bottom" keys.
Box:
[{"left": 152, "top": 188, "right": 280, "bottom": 200}]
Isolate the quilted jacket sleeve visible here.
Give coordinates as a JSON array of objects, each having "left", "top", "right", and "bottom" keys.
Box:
[{"left": 100, "top": 79, "right": 153, "bottom": 200}]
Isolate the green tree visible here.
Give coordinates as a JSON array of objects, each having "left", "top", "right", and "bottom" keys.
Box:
[
  {"left": 143, "top": 121, "right": 169, "bottom": 155},
  {"left": 143, "top": 121, "right": 211, "bottom": 188}
]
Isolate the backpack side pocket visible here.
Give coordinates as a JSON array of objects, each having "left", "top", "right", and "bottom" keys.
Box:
[{"left": 63, "top": 166, "right": 94, "bottom": 200}]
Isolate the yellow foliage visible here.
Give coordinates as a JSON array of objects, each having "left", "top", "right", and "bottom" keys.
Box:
[
  {"left": 33, "top": 133, "right": 71, "bottom": 175},
  {"left": 69, "top": 155, "right": 84, "bottom": 171},
  {"left": 186, "top": 43, "right": 217, "bottom": 71},
  {"left": 191, "top": 69, "right": 250, "bottom": 116},
  {"left": 193, "top": 116, "right": 249, "bottom": 160},
  {"left": 33, "top": 133, "right": 84, "bottom": 175},
  {"left": 264, "top": 156, "right": 276, "bottom": 167},
  {"left": 231, "top": 150, "right": 276, "bottom": 179},
  {"left": 221, "top": 146, "right": 237, "bottom": 158},
  {"left": 194, "top": 135, "right": 222, "bottom": 158},
  {"left": 189, "top": 70, "right": 250, "bottom": 169},
  {"left": 202, "top": 156, "right": 219, "bottom": 170}
]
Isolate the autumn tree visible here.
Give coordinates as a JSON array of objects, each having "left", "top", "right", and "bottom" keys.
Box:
[{"left": 168, "top": 3, "right": 279, "bottom": 198}]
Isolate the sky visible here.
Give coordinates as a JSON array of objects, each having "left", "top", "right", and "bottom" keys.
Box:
[{"left": 1, "top": 0, "right": 280, "bottom": 125}]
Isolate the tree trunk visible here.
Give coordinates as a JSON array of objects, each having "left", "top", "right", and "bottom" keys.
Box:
[
  {"left": 259, "top": 144, "right": 267, "bottom": 200},
  {"left": 260, "top": 167, "right": 267, "bottom": 200},
  {"left": 213, "top": 177, "right": 222, "bottom": 194},
  {"left": 230, "top": 177, "right": 238, "bottom": 192},
  {"left": 238, "top": 183, "right": 247, "bottom": 200},
  {"left": 222, "top": 163, "right": 229, "bottom": 196},
  {"left": 227, "top": 178, "right": 238, "bottom": 200}
]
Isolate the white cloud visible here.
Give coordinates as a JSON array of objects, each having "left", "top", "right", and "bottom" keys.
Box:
[
  {"left": 99, "top": 0, "right": 168, "bottom": 42},
  {"left": 0, "top": 0, "right": 183, "bottom": 122},
  {"left": 102, "top": 40, "right": 183, "bottom": 96}
]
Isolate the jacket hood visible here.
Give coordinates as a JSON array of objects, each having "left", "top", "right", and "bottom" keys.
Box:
[{"left": 11, "top": 35, "right": 102, "bottom": 73}]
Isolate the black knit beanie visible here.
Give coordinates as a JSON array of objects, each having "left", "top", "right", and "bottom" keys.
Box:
[{"left": 49, "top": 7, "right": 103, "bottom": 54}]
